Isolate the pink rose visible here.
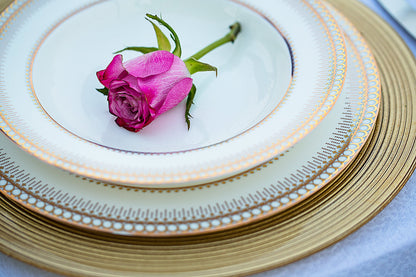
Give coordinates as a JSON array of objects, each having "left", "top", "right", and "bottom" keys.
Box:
[{"left": 97, "top": 50, "right": 193, "bottom": 132}]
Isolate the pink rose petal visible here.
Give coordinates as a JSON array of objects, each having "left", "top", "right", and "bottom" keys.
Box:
[
  {"left": 138, "top": 55, "right": 191, "bottom": 109},
  {"left": 124, "top": 50, "right": 174, "bottom": 78},
  {"left": 156, "top": 77, "right": 193, "bottom": 115},
  {"left": 97, "top": 54, "right": 125, "bottom": 88}
]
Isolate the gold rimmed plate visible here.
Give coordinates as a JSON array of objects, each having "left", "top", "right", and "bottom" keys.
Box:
[
  {"left": 0, "top": 0, "right": 345, "bottom": 187},
  {"left": 0, "top": 2, "right": 380, "bottom": 235}
]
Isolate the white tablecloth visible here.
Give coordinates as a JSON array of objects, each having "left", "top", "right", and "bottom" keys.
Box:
[{"left": 1, "top": 0, "right": 415, "bottom": 276}]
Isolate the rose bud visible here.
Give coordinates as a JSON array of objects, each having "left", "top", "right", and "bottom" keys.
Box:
[{"left": 97, "top": 50, "right": 193, "bottom": 132}]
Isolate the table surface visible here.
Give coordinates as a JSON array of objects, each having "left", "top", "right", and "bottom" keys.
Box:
[{"left": 0, "top": 0, "right": 415, "bottom": 276}]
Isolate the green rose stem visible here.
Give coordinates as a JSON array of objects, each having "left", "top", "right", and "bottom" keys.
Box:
[
  {"left": 184, "top": 22, "right": 241, "bottom": 129},
  {"left": 184, "top": 22, "right": 241, "bottom": 63}
]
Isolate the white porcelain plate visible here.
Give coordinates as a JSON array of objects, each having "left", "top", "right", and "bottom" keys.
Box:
[
  {"left": 0, "top": 2, "right": 381, "bottom": 236},
  {"left": 0, "top": 0, "right": 345, "bottom": 187}
]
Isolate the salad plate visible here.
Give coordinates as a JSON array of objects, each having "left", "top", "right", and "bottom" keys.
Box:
[
  {"left": 0, "top": 0, "right": 345, "bottom": 186},
  {"left": 0, "top": 6, "right": 380, "bottom": 236}
]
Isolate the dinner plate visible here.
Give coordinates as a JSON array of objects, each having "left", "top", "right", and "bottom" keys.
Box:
[
  {"left": 0, "top": 7, "right": 380, "bottom": 236},
  {"left": 0, "top": 0, "right": 345, "bottom": 186}
]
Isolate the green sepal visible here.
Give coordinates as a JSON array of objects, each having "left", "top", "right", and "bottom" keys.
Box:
[
  {"left": 185, "top": 84, "right": 197, "bottom": 130},
  {"left": 113, "top": 46, "right": 159, "bottom": 54},
  {"left": 145, "top": 18, "right": 171, "bottom": 51},
  {"left": 96, "top": 87, "right": 109, "bottom": 96},
  {"left": 184, "top": 58, "right": 218, "bottom": 76},
  {"left": 146, "top": 14, "right": 182, "bottom": 57}
]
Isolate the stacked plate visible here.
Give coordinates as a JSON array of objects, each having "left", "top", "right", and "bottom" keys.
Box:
[
  {"left": 8, "top": 0, "right": 416, "bottom": 275},
  {"left": 0, "top": 0, "right": 381, "bottom": 237}
]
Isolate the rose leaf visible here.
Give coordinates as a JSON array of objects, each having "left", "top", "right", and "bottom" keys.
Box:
[
  {"left": 185, "top": 84, "right": 197, "bottom": 130},
  {"left": 146, "top": 13, "right": 182, "bottom": 57},
  {"left": 184, "top": 58, "right": 218, "bottom": 76},
  {"left": 96, "top": 87, "right": 109, "bottom": 96},
  {"left": 113, "top": 46, "right": 159, "bottom": 54},
  {"left": 145, "top": 18, "right": 171, "bottom": 51}
]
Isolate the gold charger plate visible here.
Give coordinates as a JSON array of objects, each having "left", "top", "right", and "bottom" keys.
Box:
[{"left": 0, "top": 0, "right": 415, "bottom": 276}]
